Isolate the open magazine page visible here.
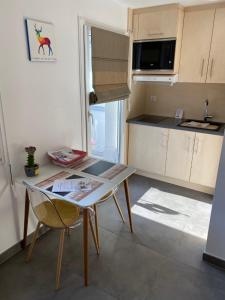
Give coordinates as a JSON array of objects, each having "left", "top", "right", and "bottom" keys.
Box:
[{"left": 35, "top": 171, "right": 103, "bottom": 202}]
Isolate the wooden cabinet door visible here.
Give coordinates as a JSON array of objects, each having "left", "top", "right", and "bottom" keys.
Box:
[
  {"left": 128, "top": 124, "right": 169, "bottom": 176},
  {"left": 207, "top": 8, "right": 225, "bottom": 83},
  {"left": 132, "top": 14, "right": 139, "bottom": 41},
  {"left": 190, "top": 133, "right": 223, "bottom": 188},
  {"left": 165, "top": 129, "right": 195, "bottom": 181},
  {"left": 136, "top": 7, "right": 178, "bottom": 40},
  {"left": 179, "top": 9, "right": 215, "bottom": 83}
]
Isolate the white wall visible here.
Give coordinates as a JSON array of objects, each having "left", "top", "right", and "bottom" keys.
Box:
[
  {"left": 0, "top": 0, "right": 127, "bottom": 254},
  {"left": 205, "top": 134, "right": 225, "bottom": 261}
]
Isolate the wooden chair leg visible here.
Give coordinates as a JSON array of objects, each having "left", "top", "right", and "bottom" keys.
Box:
[
  {"left": 26, "top": 221, "right": 41, "bottom": 262},
  {"left": 113, "top": 194, "right": 125, "bottom": 223},
  {"left": 93, "top": 204, "right": 100, "bottom": 248},
  {"left": 89, "top": 217, "right": 100, "bottom": 255},
  {"left": 56, "top": 229, "right": 65, "bottom": 290}
]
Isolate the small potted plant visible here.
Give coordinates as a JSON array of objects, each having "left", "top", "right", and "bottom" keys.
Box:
[{"left": 24, "top": 146, "right": 39, "bottom": 177}]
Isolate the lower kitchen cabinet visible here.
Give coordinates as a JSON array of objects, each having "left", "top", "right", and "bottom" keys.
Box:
[
  {"left": 165, "top": 129, "right": 195, "bottom": 181},
  {"left": 128, "top": 124, "right": 169, "bottom": 175},
  {"left": 190, "top": 133, "right": 223, "bottom": 188},
  {"left": 128, "top": 123, "right": 223, "bottom": 189}
]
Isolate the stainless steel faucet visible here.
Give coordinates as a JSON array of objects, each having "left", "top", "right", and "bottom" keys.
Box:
[{"left": 204, "top": 99, "right": 213, "bottom": 122}]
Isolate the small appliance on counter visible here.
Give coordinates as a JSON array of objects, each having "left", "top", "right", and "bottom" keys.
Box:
[{"left": 175, "top": 108, "right": 184, "bottom": 119}]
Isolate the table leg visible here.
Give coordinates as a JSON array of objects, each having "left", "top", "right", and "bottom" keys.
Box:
[
  {"left": 83, "top": 208, "right": 89, "bottom": 286},
  {"left": 21, "top": 189, "right": 30, "bottom": 249},
  {"left": 123, "top": 179, "right": 133, "bottom": 233}
]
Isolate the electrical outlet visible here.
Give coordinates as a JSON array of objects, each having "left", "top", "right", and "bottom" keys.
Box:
[{"left": 150, "top": 95, "right": 157, "bottom": 102}]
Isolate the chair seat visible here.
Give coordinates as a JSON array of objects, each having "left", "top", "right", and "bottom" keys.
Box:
[
  {"left": 100, "top": 190, "right": 114, "bottom": 202},
  {"left": 34, "top": 199, "right": 80, "bottom": 229},
  {"left": 98, "top": 187, "right": 119, "bottom": 204}
]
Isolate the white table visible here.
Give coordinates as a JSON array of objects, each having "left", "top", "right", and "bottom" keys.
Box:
[{"left": 16, "top": 160, "right": 136, "bottom": 286}]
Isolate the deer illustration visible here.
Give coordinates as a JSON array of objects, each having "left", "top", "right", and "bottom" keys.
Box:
[{"left": 34, "top": 24, "right": 53, "bottom": 56}]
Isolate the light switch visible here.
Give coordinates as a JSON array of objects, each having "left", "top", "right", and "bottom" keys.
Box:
[{"left": 150, "top": 95, "right": 157, "bottom": 102}]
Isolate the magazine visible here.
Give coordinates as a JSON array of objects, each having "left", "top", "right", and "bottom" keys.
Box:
[{"left": 48, "top": 147, "right": 86, "bottom": 166}]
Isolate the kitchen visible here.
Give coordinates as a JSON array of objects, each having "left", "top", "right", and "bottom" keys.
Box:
[
  {"left": 1, "top": 1, "right": 225, "bottom": 299},
  {"left": 126, "top": 3, "right": 225, "bottom": 195}
]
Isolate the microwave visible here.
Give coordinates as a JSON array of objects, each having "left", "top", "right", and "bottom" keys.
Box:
[{"left": 132, "top": 39, "right": 176, "bottom": 72}]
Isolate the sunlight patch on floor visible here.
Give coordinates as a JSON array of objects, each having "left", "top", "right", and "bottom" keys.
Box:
[{"left": 131, "top": 187, "right": 212, "bottom": 240}]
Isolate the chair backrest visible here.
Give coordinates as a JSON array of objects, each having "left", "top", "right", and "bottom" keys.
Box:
[{"left": 24, "top": 182, "right": 67, "bottom": 228}]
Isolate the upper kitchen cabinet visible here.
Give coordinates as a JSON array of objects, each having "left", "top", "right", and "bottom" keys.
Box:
[
  {"left": 130, "top": 4, "right": 184, "bottom": 75},
  {"left": 132, "top": 4, "right": 184, "bottom": 41},
  {"left": 207, "top": 7, "right": 225, "bottom": 83},
  {"left": 179, "top": 8, "right": 215, "bottom": 83},
  {"left": 179, "top": 4, "right": 225, "bottom": 84}
]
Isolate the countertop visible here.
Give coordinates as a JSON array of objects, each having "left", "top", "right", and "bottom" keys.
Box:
[{"left": 127, "top": 114, "right": 225, "bottom": 136}]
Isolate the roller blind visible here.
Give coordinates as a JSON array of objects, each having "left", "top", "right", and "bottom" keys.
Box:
[{"left": 89, "top": 27, "right": 130, "bottom": 105}]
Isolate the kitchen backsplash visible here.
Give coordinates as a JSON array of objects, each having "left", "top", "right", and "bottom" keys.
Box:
[
  {"left": 128, "top": 82, "right": 225, "bottom": 122},
  {"left": 128, "top": 82, "right": 146, "bottom": 119}
]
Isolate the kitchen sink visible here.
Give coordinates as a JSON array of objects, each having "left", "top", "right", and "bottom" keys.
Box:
[{"left": 178, "top": 119, "right": 222, "bottom": 131}]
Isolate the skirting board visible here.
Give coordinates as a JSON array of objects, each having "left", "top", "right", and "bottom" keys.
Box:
[
  {"left": 136, "top": 170, "right": 214, "bottom": 195},
  {"left": 203, "top": 252, "right": 225, "bottom": 270},
  {"left": 0, "top": 226, "right": 49, "bottom": 265}
]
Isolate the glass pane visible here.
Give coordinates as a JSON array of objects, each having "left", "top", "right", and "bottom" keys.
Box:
[{"left": 89, "top": 101, "right": 123, "bottom": 163}]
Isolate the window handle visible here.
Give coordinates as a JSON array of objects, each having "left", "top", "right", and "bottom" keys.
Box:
[{"left": 88, "top": 111, "right": 94, "bottom": 126}]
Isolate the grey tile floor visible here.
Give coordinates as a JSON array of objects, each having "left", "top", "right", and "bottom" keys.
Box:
[{"left": 1, "top": 174, "right": 225, "bottom": 300}]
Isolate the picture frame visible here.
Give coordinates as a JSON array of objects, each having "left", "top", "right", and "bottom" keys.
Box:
[{"left": 25, "top": 18, "right": 57, "bottom": 62}]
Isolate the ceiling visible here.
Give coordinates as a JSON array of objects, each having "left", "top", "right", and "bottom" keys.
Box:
[{"left": 115, "top": 0, "right": 225, "bottom": 8}]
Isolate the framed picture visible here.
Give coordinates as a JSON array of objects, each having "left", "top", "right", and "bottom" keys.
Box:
[{"left": 25, "top": 18, "right": 56, "bottom": 62}]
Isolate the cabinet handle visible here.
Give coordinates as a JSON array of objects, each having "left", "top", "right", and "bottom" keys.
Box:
[
  {"left": 188, "top": 136, "right": 193, "bottom": 152},
  {"left": 161, "top": 132, "right": 168, "bottom": 148},
  {"left": 194, "top": 138, "right": 199, "bottom": 154},
  {"left": 210, "top": 59, "right": 214, "bottom": 78},
  {"left": 200, "top": 59, "right": 205, "bottom": 77},
  {"left": 147, "top": 32, "right": 164, "bottom": 36},
  {"left": 164, "top": 133, "right": 168, "bottom": 148},
  {"left": 185, "top": 136, "right": 191, "bottom": 152}
]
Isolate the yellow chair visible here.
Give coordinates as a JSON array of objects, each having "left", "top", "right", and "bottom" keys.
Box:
[
  {"left": 93, "top": 187, "right": 125, "bottom": 248},
  {"left": 24, "top": 183, "right": 99, "bottom": 290}
]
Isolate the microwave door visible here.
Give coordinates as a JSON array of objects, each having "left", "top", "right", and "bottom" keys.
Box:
[
  {"left": 133, "top": 41, "right": 161, "bottom": 70},
  {"left": 160, "top": 41, "right": 175, "bottom": 69},
  {"left": 142, "top": 42, "right": 161, "bottom": 69},
  {"left": 132, "top": 43, "right": 142, "bottom": 70},
  {"left": 132, "top": 40, "right": 176, "bottom": 71}
]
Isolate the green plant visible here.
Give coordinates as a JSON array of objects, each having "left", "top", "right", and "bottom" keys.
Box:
[{"left": 25, "top": 146, "right": 36, "bottom": 167}]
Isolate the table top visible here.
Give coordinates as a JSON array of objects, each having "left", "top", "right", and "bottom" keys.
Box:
[{"left": 16, "top": 158, "right": 136, "bottom": 208}]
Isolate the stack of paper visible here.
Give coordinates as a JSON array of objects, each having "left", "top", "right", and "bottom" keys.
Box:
[{"left": 52, "top": 179, "right": 92, "bottom": 193}]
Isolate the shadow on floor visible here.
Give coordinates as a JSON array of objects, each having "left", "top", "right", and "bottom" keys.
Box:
[{"left": 137, "top": 202, "right": 185, "bottom": 216}]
